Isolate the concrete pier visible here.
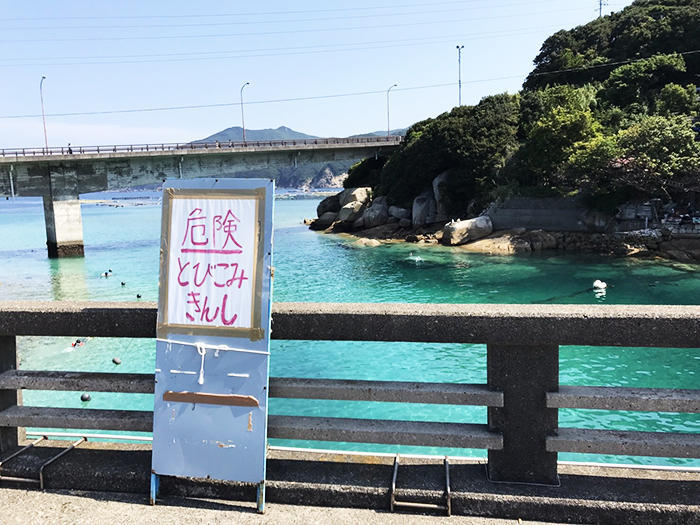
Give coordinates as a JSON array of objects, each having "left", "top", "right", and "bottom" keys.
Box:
[{"left": 42, "top": 197, "right": 84, "bottom": 258}]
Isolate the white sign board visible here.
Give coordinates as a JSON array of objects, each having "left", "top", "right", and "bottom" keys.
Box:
[
  {"left": 167, "top": 197, "right": 257, "bottom": 329},
  {"left": 152, "top": 179, "right": 274, "bottom": 513}
]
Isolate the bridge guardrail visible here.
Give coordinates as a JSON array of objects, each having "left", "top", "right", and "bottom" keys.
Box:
[
  {"left": 0, "top": 136, "right": 403, "bottom": 158},
  {"left": 0, "top": 301, "right": 697, "bottom": 485}
]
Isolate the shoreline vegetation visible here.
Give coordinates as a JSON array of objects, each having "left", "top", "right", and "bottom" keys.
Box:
[{"left": 307, "top": 1, "right": 699, "bottom": 263}]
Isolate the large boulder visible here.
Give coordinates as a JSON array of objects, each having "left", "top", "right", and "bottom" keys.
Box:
[
  {"left": 316, "top": 193, "right": 340, "bottom": 217},
  {"left": 363, "top": 198, "right": 389, "bottom": 229},
  {"left": 442, "top": 216, "right": 493, "bottom": 245},
  {"left": 310, "top": 211, "right": 338, "bottom": 231},
  {"left": 389, "top": 206, "right": 411, "bottom": 220},
  {"left": 339, "top": 187, "right": 371, "bottom": 207},
  {"left": 412, "top": 191, "right": 437, "bottom": 227},
  {"left": 432, "top": 172, "right": 450, "bottom": 223},
  {"left": 458, "top": 229, "right": 532, "bottom": 255},
  {"left": 337, "top": 201, "right": 366, "bottom": 223}
]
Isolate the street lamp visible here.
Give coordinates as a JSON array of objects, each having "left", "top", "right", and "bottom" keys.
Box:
[
  {"left": 39, "top": 76, "right": 49, "bottom": 152},
  {"left": 456, "top": 45, "right": 464, "bottom": 106},
  {"left": 240, "top": 81, "right": 251, "bottom": 143},
  {"left": 386, "top": 83, "right": 397, "bottom": 137}
]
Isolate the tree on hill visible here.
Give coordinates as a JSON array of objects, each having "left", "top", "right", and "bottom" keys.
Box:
[
  {"left": 601, "top": 53, "right": 688, "bottom": 109},
  {"left": 568, "top": 114, "right": 700, "bottom": 202},
  {"left": 524, "top": 0, "right": 700, "bottom": 90},
  {"left": 376, "top": 94, "right": 519, "bottom": 213}
]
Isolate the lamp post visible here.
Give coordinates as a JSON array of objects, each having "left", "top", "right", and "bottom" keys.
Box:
[
  {"left": 386, "top": 83, "right": 397, "bottom": 137},
  {"left": 240, "top": 81, "right": 250, "bottom": 143},
  {"left": 456, "top": 45, "right": 464, "bottom": 106},
  {"left": 39, "top": 76, "right": 49, "bottom": 152}
]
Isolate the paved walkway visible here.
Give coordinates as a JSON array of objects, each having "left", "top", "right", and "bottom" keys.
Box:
[{"left": 0, "top": 488, "right": 560, "bottom": 525}]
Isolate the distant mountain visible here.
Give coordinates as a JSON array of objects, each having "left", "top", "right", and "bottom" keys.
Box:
[
  {"left": 349, "top": 129, "right": 407, "bottom": 138},
  {"left": 195, "top": 125, "right": 318, "bottom": 143},
  {"left": 197, "top": 125, "right": 407, "bottom": 142},
  {"left": 190, "top": 125, "right": 405, "bottom": 189}
]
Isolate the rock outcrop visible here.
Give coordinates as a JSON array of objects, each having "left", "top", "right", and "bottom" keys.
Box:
[
  {"left": 412, "top": 191, "right": 437, "bottom": 227},
  {"left": 339, "top": 187, "right": 371, "bottom": 207},
  {"left": 309, "top": 211, "right": 338, "bottom": 230},
  {"left": 442, "top": 216, "right": 493, "bottom": 246},
  {"left": 432, "top": 172, "right": 450, "bottom": 223},
  {"left": 337, "top": 201, "right": 366, "bottom": 223},
  {"left": 363, "top": 196, "right": 389, "bottom": 229},
  {"left": 317, "top": 194, "right": 340, "bottom": 217},
  {"left": 389, "top": 206, "right": 411, "bottom": 220}
]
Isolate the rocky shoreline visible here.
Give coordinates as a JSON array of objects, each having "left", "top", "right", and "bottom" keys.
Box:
[{"left": 307, "top": 187, "right": 700, "bottom": 262}]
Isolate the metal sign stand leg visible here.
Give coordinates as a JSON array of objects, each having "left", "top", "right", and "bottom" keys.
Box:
[
  {"left": 149, "top": 473, "right": 159, "bottom": 505},
  {"left": 256, "top": 481, "right": 266, "bottom": 514}
]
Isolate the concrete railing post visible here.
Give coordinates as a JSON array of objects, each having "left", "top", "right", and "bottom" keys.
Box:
[
  {"left": 0, "top": 336, "right": 20, "bottom": 453},
  {"left": 487, "top": 343, "right": 559, "bottom": 485}
]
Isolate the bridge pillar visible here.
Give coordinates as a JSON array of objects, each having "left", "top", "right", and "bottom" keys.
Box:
[{"left": 42, "top": 167, "right": 85, "bottom": 258}]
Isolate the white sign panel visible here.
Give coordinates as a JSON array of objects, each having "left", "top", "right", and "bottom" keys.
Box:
[{"left": 166, "top": 197, "right": 258, "bottom": 330}]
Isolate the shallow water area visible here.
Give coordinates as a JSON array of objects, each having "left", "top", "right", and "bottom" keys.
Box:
[{"left": 0, "top": 193, "right": 698, "bottom": 465}]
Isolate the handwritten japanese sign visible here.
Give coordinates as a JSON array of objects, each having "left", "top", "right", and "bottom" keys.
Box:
[
  {"left": 158, "top": 186, "right": 267, "bottom": 339},
  {"left": 168, "top": 197, "right": 256, "bottom": 329}
]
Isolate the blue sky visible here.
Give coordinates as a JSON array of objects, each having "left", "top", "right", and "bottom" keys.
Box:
[{"left": 0, "top": 0, "right": 634, "bottom": 148}]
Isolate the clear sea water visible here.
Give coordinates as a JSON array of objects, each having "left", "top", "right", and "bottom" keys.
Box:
[{"left": 0, "top": 192, "right": 698, "bottom": 466}]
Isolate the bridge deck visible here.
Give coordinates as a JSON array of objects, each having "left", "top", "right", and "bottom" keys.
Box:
[{"left": 0, "top": 136, "right": 401, "bottom": 164}]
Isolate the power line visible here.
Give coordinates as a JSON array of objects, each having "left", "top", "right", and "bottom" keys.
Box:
[
  {"left": 0, "top": 26, "right": 561, "bottom": 68},
  {"left": 2, "top": 48, "right": 692, "bottom": 121},
  {"left": 0, "top": 7, "right": 593, "bottom": 43},
  {"left": 2, "top": 0, "right": 543, "bottom": 31},
  {"left": 0, "top": 77, "right": 523, "bottom": 120},
  {"left": 0, "top": 0, "right": 526, "bottom": 21}
]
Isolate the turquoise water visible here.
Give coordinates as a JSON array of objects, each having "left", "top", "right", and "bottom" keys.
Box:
[{"left": 0, "top": 195, "right": 698, "bottom": 465}]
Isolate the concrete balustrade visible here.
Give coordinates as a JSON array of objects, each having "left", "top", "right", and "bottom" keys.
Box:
[
  {"left": 0, "top": 301, "right": 698, "bottom": 522},
  {"left": 0, "top": 301, "right": 697, "bottom": 481}
]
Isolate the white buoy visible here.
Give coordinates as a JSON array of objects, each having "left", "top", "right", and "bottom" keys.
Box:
[{"left": 593, "top": 279, "right": 607, "bottom": 289}]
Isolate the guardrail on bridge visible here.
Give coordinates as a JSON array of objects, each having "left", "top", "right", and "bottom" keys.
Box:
[
  {"left": 0, "top": 301, "right": 697, "bottom": 486},
  {"left": 0, "top": 136, "right": 403, "bottom": 158}
]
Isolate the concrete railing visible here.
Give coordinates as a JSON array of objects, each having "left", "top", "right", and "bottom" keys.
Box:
[
  {"left": 0, "top": 301, "right": 698, "bottom": 485},
  {"left": 0, "top": 136, "right": 402, "bottom": 158}
]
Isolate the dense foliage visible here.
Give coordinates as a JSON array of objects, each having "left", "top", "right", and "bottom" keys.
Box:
[{"left": 356, "top": 0, "right": 699, "bottom": 215}]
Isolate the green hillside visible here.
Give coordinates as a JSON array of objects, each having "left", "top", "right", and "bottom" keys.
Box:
[{"left": 346, "top": 0, "right": 700, "bottom": 214}]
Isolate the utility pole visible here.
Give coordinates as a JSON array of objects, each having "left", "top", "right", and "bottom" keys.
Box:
[
  {"left": 456, "top": 45, "right": 464, "bottom": 106},
  {"left": 598, "top": 0, "right": 608, "bottom": 18},
  {"left": 39, "top": 76, "right": 48, "bottom": 152},
  {"left": 386, "top": 84, "right": 397, "bottom": 137},
  {"left": 240, "top": 81, "right": 250, "bottom": 143}
]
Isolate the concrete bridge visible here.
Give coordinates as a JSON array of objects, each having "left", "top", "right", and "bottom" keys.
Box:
[{"left": 0, "top": 136, "right": 401, "bottom": 257}]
